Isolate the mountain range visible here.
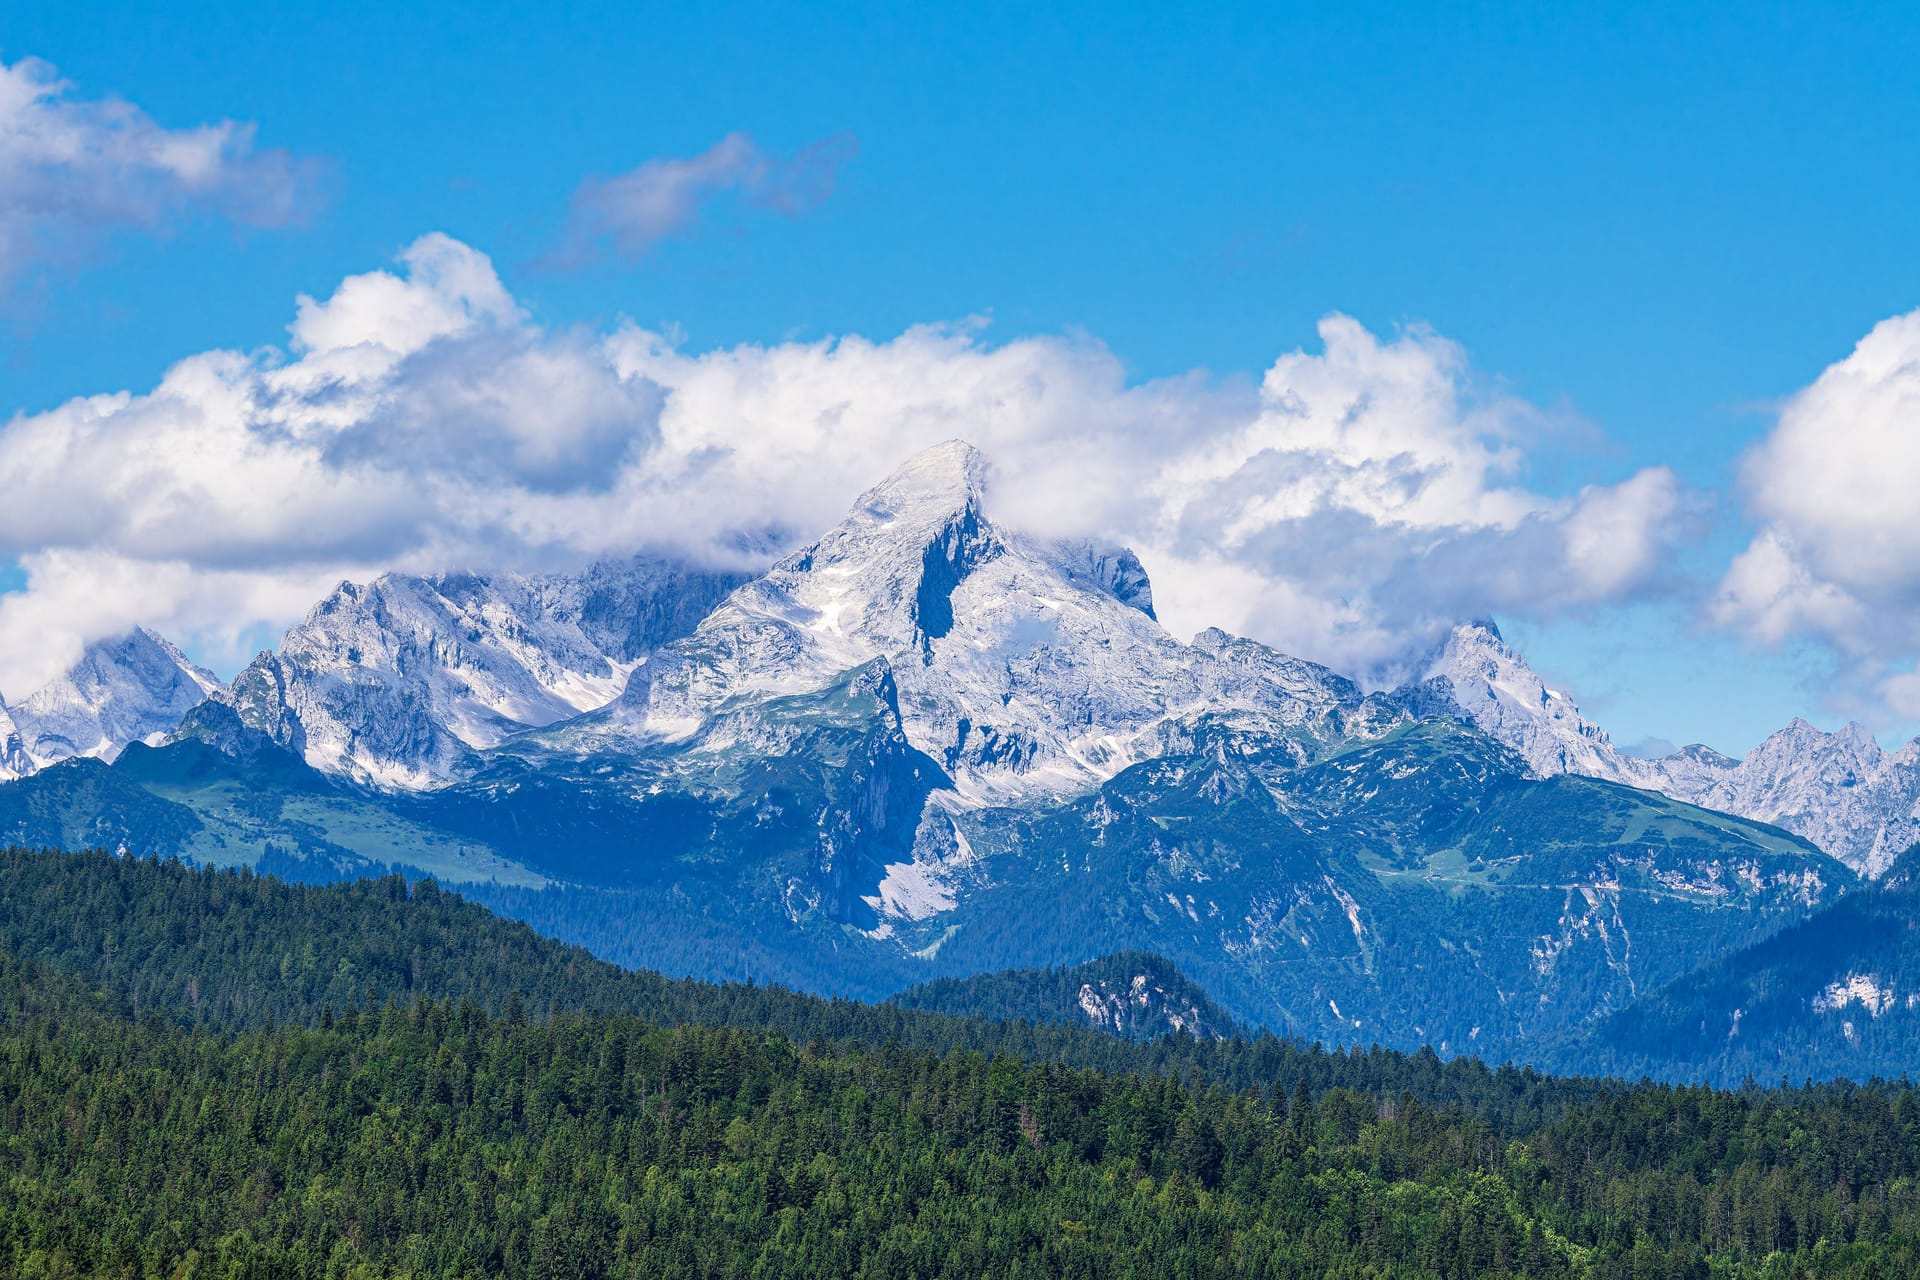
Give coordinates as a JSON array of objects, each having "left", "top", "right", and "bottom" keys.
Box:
[
  {"left": 0, "top": 439, "right": 1912, "bottom": 1079},
  {"left": 1416, "top": 621, "right": 1920, "bottom": 877}
]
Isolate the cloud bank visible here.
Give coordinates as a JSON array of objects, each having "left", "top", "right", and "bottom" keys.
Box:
[
  {"left": 0, "top": 232, "right": 1685, "bottom": 699},
  {"left": 0, "top": 55, "right": 319, "bottom": 290},
  {"left": 553, "top": 131, "right": 857, "bottom": 266}
]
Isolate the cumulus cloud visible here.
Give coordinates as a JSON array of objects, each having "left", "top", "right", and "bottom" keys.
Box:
[
  {"left": 1713, "top": 309, "right": 1920, "bottom": 665},
  {"left": 1709, "top": 307, "right": 1920, "bottom": 719},
  {"left": 552, "top": 131, "right": 856, "bottom": 265},
  {"left": 0, "top": 232, "right": 1685, "bottom": 698},
  {"left": 0, "top": 55, "right": 320, "bottom": 289}
]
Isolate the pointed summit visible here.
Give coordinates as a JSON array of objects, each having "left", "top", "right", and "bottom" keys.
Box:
[
  {"left": 580, "top": 441, "right": 1376, "bottom": 804},
  {"left": 854, "top": 439, "right": 990, "bottom": 520},
  {"left": 742, "top": 440, "right": 1004, "bottom": 657},
  {"left": 5, "top": 627, "right": 222, "bottom": 770},
  {"left": 1402, "top": 620, "right": 1645, "bottom": 783}
]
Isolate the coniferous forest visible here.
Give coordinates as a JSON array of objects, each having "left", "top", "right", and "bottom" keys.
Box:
[{"left": 6, "top": 848, "right": 1920, "bottom": 1278}]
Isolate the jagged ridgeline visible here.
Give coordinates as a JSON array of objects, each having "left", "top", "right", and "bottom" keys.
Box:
[
  {"left": 0, "top": 444, "right": 1865, "bottom": 1072},
  {"left": 7, "top": 849, "right": 1920, "bottom": 1278}
]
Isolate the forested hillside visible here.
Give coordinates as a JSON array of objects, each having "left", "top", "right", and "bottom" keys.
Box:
[
  {"left": 1, "top": 849, "right": 1920, "bottom": 1275},
  {"left": 0, "top": 848, "right": 1595, "bottom": 1125},
  {"left": 892, "top": 951, "right": 1239, "bottom": 1041},
  {"left": 5, "top": 925, "right": 1920, "bottom": 1277}
]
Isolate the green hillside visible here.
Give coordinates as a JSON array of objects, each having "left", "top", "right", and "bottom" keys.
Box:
[
  {"left": 1, "top": 849, "right": 1920, "bottom": 1277},
  {"left": 1567, "top": 845, "right": 1920, "bottom": 1083},
  {"left": 891, "top": 951, "right": 1239, "bottom": 1041}
]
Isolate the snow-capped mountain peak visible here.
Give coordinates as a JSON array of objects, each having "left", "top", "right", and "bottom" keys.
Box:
[
  {"left": 0, "top": 627, "right": 223, "bottom": 776},
  {"left": 566, "top": 439, "right": 1383, "bottom": 804},
  {"left": 774, "top": 437, "right": 1002, "bottom": 654},
  {"left": 1403, "top": 620, "right": 1633, "bottom": 781}
]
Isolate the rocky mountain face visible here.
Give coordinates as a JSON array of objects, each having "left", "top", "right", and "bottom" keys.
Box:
[
  {"left": 200, "top": 556, "right": 748, "bottom": 788},
  {"left": 0, "top": 629, "right": 221, "bottom": 781},
  {"left": 0, "top": 707, "right": 27, "bottom": 781},
  {"left": 0, "top": 439, "right": 1894, "bottom": 1074},
  {"left": 1673, "top": 722, "right": 1920, "bottom": 879},
  {"left": 1407, "top": 621, "right": 1920, "bottom": 876},
  {"left": 1403, "top": 621, "right": 1642, "bottom": 781},
  {"left": 534, "top": 441, "right": 1397, "bottom": 807}
]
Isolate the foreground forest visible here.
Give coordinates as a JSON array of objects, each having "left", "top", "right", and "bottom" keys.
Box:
[{"left": 4, "top": 849, "right": 1920, "bottom": 1278}]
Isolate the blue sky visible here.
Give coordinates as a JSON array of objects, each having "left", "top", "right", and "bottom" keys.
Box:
[{"left": 5, "top": 2, "right": 1920, "bottom": 755}]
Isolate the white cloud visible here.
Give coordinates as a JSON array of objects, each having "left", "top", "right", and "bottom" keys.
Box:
[
  {"left": 0, "top": 55, "right": 319, "bottom": 289},
  {"left": 1715, "top": 309, "right": 1920, "bottom": 666},
  {"left": 553, "top": 131, "right": 856, "bottom": 265},
  {"left": 0, "top": 232, "right": 1685, "bottom": 698}
]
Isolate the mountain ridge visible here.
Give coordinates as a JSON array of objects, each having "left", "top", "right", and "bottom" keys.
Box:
[
  {"left": 1409, "top": 620, "right": 1920, "bottom": 875},
  {"left": 0, "top": 439, "right": 1902, "bottom": 1079},
  {"left": 0, "top": 627, "right": 219, "bottom": 781}
]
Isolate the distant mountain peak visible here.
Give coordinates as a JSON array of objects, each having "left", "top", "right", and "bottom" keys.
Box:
[
  {"left": 206, "top": 553, "right": 751, "bottom": 788},
  {"left": 560, "top": 443, "right": 1383, "bottom": 804},
  {"left": 0, "top": 628, "right": 221, "bottom": 775},
  {"left": 1402, "top": 621, "right": 1627, "bottom": 781}
]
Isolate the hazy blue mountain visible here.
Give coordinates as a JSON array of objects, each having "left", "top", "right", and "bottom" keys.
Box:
[{"left": 1563, "top": 844, "right": 1920, "bottom": 1083}]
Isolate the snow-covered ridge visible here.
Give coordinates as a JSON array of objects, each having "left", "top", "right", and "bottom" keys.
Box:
[
  {"left": 204, "top": 554, "right": 749, "bottom": 788},
  {"left": 0, "top": 628, "right": 221, "bottom": 781},
  {"left": 545, "top": 440, "right": 1391, "bottom": 804},
  {"left": 1409, "top": 620, "right": 1920, "bottom": 876}
]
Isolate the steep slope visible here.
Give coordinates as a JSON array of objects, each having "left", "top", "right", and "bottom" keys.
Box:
[
  {"left": 1564, "top": 845, "right": 1920, "bottom": 1083},
  {"left": 0, "top": 706, "right": 28, "bottom": 781},
  {"left": 921, "top": 719, "right": 1847, "bottom": 1055},
  {"left": 891, "top": 951, "right": 1236, "bottom": 1041},
  {"left": 0, "top": 628, "right": 220, "bottom": 778},
  {"left": 1408, "top": 621, "right": 1920, "bottom": 876},
  {"left": 1403, "top": 620, "right": 1650, "bottom": 782},
  {"left": 210, "top": 554, "right": 747, "bottom": 787}
]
